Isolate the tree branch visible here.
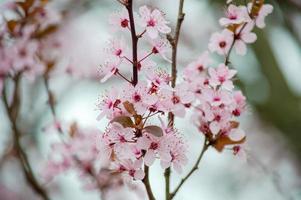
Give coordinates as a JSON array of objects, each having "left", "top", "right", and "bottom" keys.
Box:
[
  {"left": 142, "top": 165, "right": 156, "bottom": 200},
  {"left": 165, "top": 0, "right": 185, "bottom": 199},
  {"left": 169, "top": 138, "right": 209, "bottom": 199},
  {"left": 125, "top": 0, "right": 139, "bottom": 86},
  {"left": 2, "top": 76, "right": 50, "bottom": 200}
]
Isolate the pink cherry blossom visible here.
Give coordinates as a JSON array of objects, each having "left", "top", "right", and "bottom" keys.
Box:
[
  {"left": 161, "top": 133, "right": 188, "bottom": 173},
  {"left": 122, "top": 82, "right": 158, "bottom": 114},
  {"left": 231, "top": 91, "right": 246, "bottom": 116},
  {"left": 219, "top": 4, "right": 250, "bottom": 26},
  {"left": 208, "top": 29, "right": 233, "bottom": 55},
  {"left": 249, "top": 3, "right": 273, "bottom": 29},
  {"left": 161, "top": 83, "right": 195, "bottom": 117},
  {"left": 138, "top": 6, "right": 171, "bottom": 39},
  {"left": 97, "top": 88, "right": 123, "bottom": 120},
  {"left": 137, "top": 134, "right": 171, "bottom": 166},
  {"left": 105, "top": 122, "right": 135, "bottom": 159},
  {"left": 105, "top": 37, "right": 128, "bottom": 58},
  {"left": 146, "top": 69, "right": 171, "bottom": 92},
  {"left": 100, "top": 56, "right": 121, "bottom": 83},
  {"left": 208, "top": 64, "right": 237, "bottom": 90},
  {"left": 183, "top": 51, "right": 212, "bottom": 81},
  {"left": 233, "top": 22, "right": 257, "bottom": 55},
  {"left": 202, "top": 88, "right": 232, "bottom": 107},
  {"left": 109, "top": 7, "right": 131, "bottom": 31},
  {"left": 117, "top": 159, "right": 145, "bottom": 180},
  {"left": 148, "top": 37, "right": 171, "bottom": 62}
]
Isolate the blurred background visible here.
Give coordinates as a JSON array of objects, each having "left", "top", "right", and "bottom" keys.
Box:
[{"left": 0, "top": 0, "right": 301, "bottom": 199}]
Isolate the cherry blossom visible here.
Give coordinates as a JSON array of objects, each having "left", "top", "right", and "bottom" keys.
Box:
[
  {"left": 249, "top": 3, "right": 274, "bottom": 28},
  {"left": 161, "top": 83, "right": 195, "bottom": 117},
  {"left": 219, "top": 4, "right": 250, "bottom": 26},
  {"left": 109, "top": 7, "right": 131, "bottom": 31},
  {"left": 160, "top": 133, "right": 188, "bottom": 173},
  {"left": 137, "top": 134, "right": 171, "bottom": 166},
  {"left": 208, "top": 64, "right": 237, "bottom": 90},
  {"left": 148, "top": 37, "right": 171, "bottom": 62},
  {"left": 105, "top": 37, "right": 128, "bottom": 58},
  {"left": 100, "top": 56, "right": 121, "bottom": 83},
  {"left": 208, "top": 29, "right": 233, "bottom": 55},
  {"left": 117, "top": 159, "right": 145, "bottom": 180},
  {"left": 122, "top": 82, "right": 158, "bottom": 114},
  {"left": 138, "top": 6, "right": 171, "bottom": 39},
  {"left": 40, "top": 1, "right": 273, "bottom": 198},
  {"left": 183, "top": 51, "right": 212, "bottom": 81},
  {"left": 97, "top": 88, "right": 123, "bottom": 120},
  {"left": 233, "top": 22, "right": 257, "bottom": 55}
]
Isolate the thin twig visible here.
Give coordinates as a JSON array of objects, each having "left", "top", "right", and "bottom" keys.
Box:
[
  {"left": 116, "top": 71, "right": 132, "bottom": 84},
  {"left": 165, "top": 0, "right": 186, "bottom": 199},
  {"left": 224, "top": 22, "right": 248, "bottom": 65},
  {"left": 169, "top": 138, "right": 209, "bottom": 199}
]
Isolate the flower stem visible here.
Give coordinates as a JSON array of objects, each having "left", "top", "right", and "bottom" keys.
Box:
[
  {"left": 169, "top": 138, "right": 209, "bottom": 199},
  {"left": 166, "top": 0, "right": 185, "bottom": 199},
  {"left": 143, "top": 165, "right": 156, "bottom": 200}
]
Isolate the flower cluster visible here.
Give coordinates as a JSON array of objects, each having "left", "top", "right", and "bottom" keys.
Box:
[
  {"left": 209, "top": 2, "right": 272, "bottom": 56},
  {"left": 43, "top": 122, "right": 135, "bottom": 194},
  {"left": 98, "top": 5, "right": 189, "bottom": 180},
  {"left": 0, "top": 0, "right": 61, "bottom": 94},
  {"left": 183, "top": 1, "right": 273, "bottom": 158},
  {"left": 43, "top": 0, "right": 273, "bottom": 194},
  {"left": 96, "top": 0, "right": 273, "bottom": 181}
]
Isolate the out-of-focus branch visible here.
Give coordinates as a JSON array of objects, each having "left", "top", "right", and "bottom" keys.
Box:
[
  {"left": 43, "top": 75, "right": 106, "bottom": 198},
  {"left": 165, "top": 0, "right": 185, "bottom": 199},
  {"left": 2, "top": 75, "right": 50, "bottom": 200}
]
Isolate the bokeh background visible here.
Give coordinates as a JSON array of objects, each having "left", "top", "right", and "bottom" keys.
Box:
[{"left": 0, "top": 0, "right": 301, "bottom": 199}]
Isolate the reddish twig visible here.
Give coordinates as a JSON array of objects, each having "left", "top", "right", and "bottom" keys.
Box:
[{"left": 125, "top": 0, "right": 139, "bottom": 86}]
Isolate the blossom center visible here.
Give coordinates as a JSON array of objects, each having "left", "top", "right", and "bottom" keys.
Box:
[
  {"left": 172, "top": 96, "right": 180, "bottom": 104},
  {"left": 198, "top": 65, "right": 204, "bottom": 72},
  {"left": 133, "top": 93, "right": 141, "bottom": 102},
  {"left": 115, "top": 49, "right": 122, "bottom": 56},
  {"left": 121, "top": 19, "right": 129, "bottom": 28},
  {"left": 129, "top": 169, "right": 135, "bottom": 177},
  {"left": 218, "top": 76, "right": 226, "bottom": 83},
  {"left": 147, "top": 19, "right": 156, "bottom": 27},
  {"left": 219, "top": 41, "right": 226, "bottom": 48},
  {"left": 150, "top": 142, "right": 159, "bottom": 150}
]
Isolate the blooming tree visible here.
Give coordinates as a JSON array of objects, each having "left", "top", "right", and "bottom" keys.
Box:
[{"left": 0, "top": 0, "right": 273, "bottom": 199}]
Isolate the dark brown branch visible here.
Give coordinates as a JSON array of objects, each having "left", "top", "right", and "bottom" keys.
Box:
[
  {"left": 167, "top": 0, "right": 185, "bottom": 89},
  {"left": 142, "top": 166, "right": 156, "bottom": 200},
  {"left": 169, "top": 138, "right": 209, "bottom": 199},
  {"left": 2, "top": 76, "right": 50, "bottom": 200},
  {"left": 164, "top": 167, "right": 171, "bottom": 200},
  {"left": 125, "top": 0, "right": 139, "bottom": 86}
]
